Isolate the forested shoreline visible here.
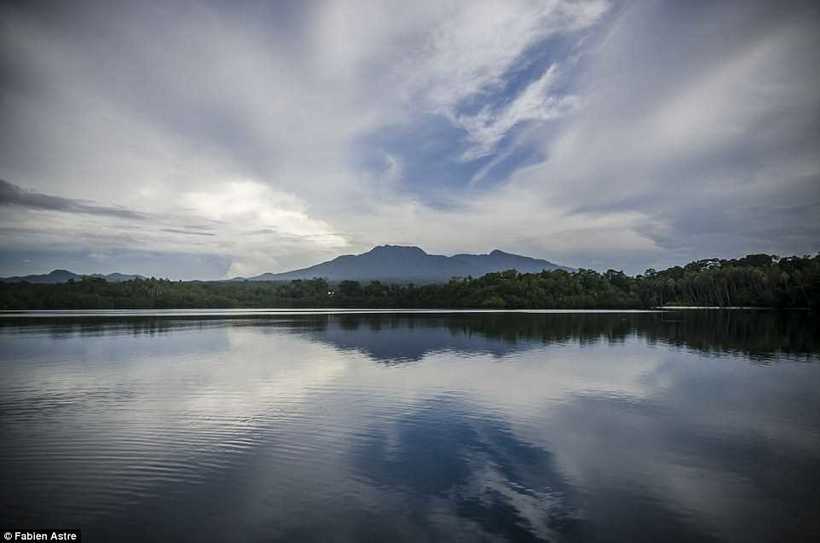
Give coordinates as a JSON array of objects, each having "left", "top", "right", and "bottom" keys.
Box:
[{"left": 1, "top": 254, "right": 818, "bottom": 310}]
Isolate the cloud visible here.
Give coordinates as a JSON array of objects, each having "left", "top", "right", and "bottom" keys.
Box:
[
  {"left": 397, "top": 0, "right": 607, "bottom": 111},
  {"left": 160, "top": 229, "right": 216, "bottom": 237},
  {"left": 510, "top": 0, "right": 820, "bottom": 267},
  {"left": 0, "top": 0, "right": 817, "bottom": 277},
  {"left": 0, "top": 179, "right": 147, "bottom": 220},
  {"left": 456, "top": 64, "right": 578, "bottom": 160},
  {"left": 0, "top": 177, "right": 349, "bottom": 278}
]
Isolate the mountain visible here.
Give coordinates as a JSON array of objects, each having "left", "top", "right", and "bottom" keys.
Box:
[
  {"left": 0, "top": 270, "right": 145, "bottom": 283},
  {"left": 241, "top": 245, "right": 572, "bottom": 283},
  {"left": 0, "top": 247, "right": 571, "bottom": 284}
]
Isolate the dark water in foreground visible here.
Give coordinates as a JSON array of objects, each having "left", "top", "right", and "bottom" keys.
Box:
[{"left": 1, "top": 310, "right": 819, "bottom": 542}]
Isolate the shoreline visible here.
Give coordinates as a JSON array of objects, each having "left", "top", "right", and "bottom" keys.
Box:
[{"left": 1, "top": 306, "right": 812, "bottom": 318}]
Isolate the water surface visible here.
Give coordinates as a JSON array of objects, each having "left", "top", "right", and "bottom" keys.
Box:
[{"left": 1, "top": 310, "right": 819, "bottom": 542}]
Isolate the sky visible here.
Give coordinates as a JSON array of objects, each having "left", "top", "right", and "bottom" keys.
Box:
[{"left": 1, "top": 0, "right": 818, "bottom": 279}]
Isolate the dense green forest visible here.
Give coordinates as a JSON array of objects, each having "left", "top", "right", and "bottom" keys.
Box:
[{"left": 1, "top": 253, "right": 818, "bottom": 309}]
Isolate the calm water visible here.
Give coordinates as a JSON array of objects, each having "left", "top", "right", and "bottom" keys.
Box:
[{"left": 1, "top": 310, "right": 819, "bottom": 542}]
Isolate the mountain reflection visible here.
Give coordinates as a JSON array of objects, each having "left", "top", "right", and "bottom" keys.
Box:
[
  {"left": 2, "top": 310, "right": 817, "bottom": 362},
  {"left": 306, "top": 311, "right": 819, "bottom": 362}
]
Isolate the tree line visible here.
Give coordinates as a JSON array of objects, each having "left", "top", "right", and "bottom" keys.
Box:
[{"left": 1, "top": 253, "right": 818, "bottom": 310}]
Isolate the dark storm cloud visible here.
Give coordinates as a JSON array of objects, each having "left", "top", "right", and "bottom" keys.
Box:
[
  {"left": 160, "top": 228, "right": 217, "bottom": 237},
  {"left": 0, "top": 179, "right": 147, "bottom": 220}
]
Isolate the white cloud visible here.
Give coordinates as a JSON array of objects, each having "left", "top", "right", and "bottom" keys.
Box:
[
  {"left": 456, "top": 64, "right": 579, "bottom": 160},
  {"left": 398, "top": 0, "right": 607, "bottom": 111}
]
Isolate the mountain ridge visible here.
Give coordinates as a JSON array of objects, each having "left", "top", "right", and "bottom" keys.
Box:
[
  {"left": 237, "top": 245, "right": 572, "bottom": 283},
  {"left": 0, "top": 269, "right": 145, "bottom": 284},
  {"left": 0, "top": 246, "right": 573, "bottom": 284}
]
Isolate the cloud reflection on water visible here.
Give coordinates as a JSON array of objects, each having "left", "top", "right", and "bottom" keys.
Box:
[{"left": 1, "top": 311, "right": 819, "bottom": 541}]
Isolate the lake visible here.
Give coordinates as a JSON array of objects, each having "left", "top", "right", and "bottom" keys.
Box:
[{"left": 1, "top": 310, "right": 819, "bottom": 542}]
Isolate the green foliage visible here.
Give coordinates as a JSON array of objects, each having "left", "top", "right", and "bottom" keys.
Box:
[{"left": 1, "top": 254, "right": 818, "bottom": 309}]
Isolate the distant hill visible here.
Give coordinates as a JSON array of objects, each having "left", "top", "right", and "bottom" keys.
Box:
[
  {"left": 238, "top": 245, "right": 572, "bottom": 283},
  {"left": 0, "top": 269, "right": 145, "bottom": 283},
  {"left": 0, "top": 247, "right": 570, "bottom": 284}
]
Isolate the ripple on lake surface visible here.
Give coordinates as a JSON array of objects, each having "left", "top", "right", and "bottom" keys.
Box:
[{"left": 1, "top": 311, "right": 819, "bottom": 542}]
